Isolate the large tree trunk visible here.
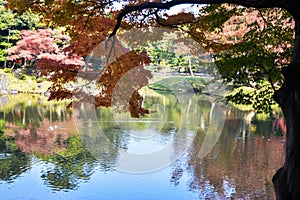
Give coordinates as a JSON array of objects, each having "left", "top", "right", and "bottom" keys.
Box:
[
  {"left": 273, "top": 62, "right": 300, "bottom": 199},
  {"left": 272, "top": 9, "right": 300, "bottom": 198}
]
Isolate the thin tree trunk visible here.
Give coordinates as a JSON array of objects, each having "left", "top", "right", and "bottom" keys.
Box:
[{"left": 188, "top": 54, "right": 194, "bottom": 77}]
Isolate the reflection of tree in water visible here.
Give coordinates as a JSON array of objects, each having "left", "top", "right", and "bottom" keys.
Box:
[
  {"left": 0, "top": 96, "right": 72, "bottom": 129},
  {"left": 0, "top": 119, "right": 30, "bottom": 183},
  {"left": 1, "top": 93, "right": 285, "bottom": 194},
  {"left": 74, "top": 91, "right": 204, "bottom": 174},
  {"left": 252, "top": 112, "right": 286, "bottom": 137},
  {"left": 142, "top": 92, "right": 203, "bottom": 133},
  {"left": 0, "top": 95, "right": 76, "bottom": 185},
  {"left": 1, "top": 95, "right": 74, "bottom": 155},
  {"left": 0, "top": 95, "right": 126, "bottom": 190},
  {"left": 76, "top": 106, "right": 129, "bottom": 170},
  {"left": 0, "top": 154, "right": 30, "bottom": 183},
  {"left": 170, "top": 98, "right": 212, "bottom": 187},
  {"left": 171, "top": 108, "right": 285, "bottom": 199},
  {"left": 143, "top": 93, "right": 182, "bottom": 134},
  {"left": 40, "top": 135, "right": 98, "bottom": 191}
]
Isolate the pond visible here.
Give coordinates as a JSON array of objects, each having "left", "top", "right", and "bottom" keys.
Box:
[{"left": 0, "top": 92, "right": 285, "bottom": 200}]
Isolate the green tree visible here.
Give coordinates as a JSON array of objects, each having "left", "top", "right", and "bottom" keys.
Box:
[
  {"left": 0, "top": 0, "right": 40, "bottom": 66},
  {"left": 144, "top": 31, "right": 209, "bottom": 74},
  {"left": 208, "top": 7, "right": 292, "bottom": 112}
]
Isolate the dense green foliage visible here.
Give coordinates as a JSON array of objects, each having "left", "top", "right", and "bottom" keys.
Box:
[
  {"left": 142, "top": 32, "right": 213, "bottom": 74},
  {"left": 186, "top": 6, "right": 294, "bottom": 112},
  {"left": 0, "top": 0, "right": 40, "bottom": 66}
]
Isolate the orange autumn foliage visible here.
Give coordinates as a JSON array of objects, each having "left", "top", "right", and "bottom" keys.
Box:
[{"left": 8, "top": 0, "right": 153, "bottom": 117}]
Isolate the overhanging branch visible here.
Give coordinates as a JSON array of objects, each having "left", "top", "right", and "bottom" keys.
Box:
[{"left": 110, "top": 0, "right": 286, "bottom": 37}]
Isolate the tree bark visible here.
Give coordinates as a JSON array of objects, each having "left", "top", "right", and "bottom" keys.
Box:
[
  {"left": 272, "top": 6, "right": 300, "bottom": 198},
  {"left": 273, "top": 62, "right": 300, "bottom": 200}
]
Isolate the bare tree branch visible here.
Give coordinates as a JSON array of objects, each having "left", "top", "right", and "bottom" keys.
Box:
[{"left": 110, "top": 0, "right": 286, "bottom": 37}]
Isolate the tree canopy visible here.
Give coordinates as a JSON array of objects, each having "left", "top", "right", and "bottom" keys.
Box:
[
  {"left": 6, "top": 29, "right": 71, "bottom": 65},
  {"left": 0, "top": 0, "right": 40, "bottom": 65},
  {"left": 5, "top": 0, "right": 295, "bottom": 114}
]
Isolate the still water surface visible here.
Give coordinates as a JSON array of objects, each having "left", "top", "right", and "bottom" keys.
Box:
[{"left": 0, "top": 93, "right": 285, "bottom": 199}]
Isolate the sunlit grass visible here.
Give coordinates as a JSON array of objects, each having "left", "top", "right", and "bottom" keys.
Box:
[
  {"left": 148, "top": 76, "right": 209, "bottom": 92},
  {"left": 0, "top": 69, "right": 51, "bottom": 93}
]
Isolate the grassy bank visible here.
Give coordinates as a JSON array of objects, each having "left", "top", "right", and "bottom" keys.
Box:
[
  {"left": 0, "top": 69, "right": 51, "bottom": 94},
  {"left": 148, "top": 76, "right": 211, "bottom": 93}
]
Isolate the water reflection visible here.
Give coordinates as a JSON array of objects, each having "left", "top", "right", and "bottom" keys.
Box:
[
  {"left": 0, "top": 153, "right": 29, "bottom": 183},
  {"left": 183, "top": 109, "right": 285, "bottom": 199},
  {"left": 40, "top": 135, "right": 98, "bottom": 191},
  {"left": 0, "top": 93, "right": 285, "bottom": 199}
]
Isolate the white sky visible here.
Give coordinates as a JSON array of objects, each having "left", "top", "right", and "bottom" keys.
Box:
[
  {"left": 112, "top": 2, "right": 201, "bottom": 16},
  {"left": 167, "top": 4, "right": 196, "bottom": 15}
]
